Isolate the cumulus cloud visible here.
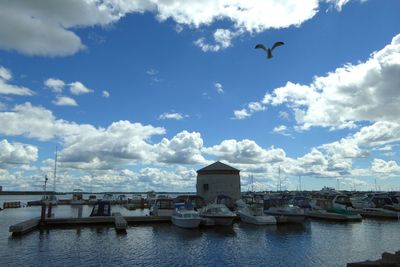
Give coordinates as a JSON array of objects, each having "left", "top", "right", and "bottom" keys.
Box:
[
  {"left": 233, "top": 109, "right": 251, "bottom": 120},
  {"left": 204, "top": 139, "right": 286, "bottom": 164},
  {"left": 233, "top": 101, "right": 266, "bottom": 119},
  {"left": 44, "top": 78, "right": 65, "bottom": 93},
  {"left": 53, "top": 96, "right": 78, "bottom": 106},
  {"left": 258, "top": 33, "right": 400, "bottom": 130},
  {"left": 158, "top": 112, "right": 187, "bottom": 120},
  {"left": 155, "top": 131, "right": 206, "bottom": 164},
  {"left": 0, "top": 0, "right": 354, "bottom": 56},
  {"left": 0, "top": 66, "right": 34, "bottom": 96},
  {"left": 0, "top": 0, "right": 119, "bottom": 56},
  {"left": 371, "top": 158, "right": 400, "bottom": 176},
  {"left": 0, "top": 139, "right": 38, "bottom": 168},
  {"left": 69, "top": 81, "right": 93, "bottom": 95}
]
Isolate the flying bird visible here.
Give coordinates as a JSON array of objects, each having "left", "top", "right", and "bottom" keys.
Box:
[{"left": 255, "top": 41, "right": 284, "bottom": 59}]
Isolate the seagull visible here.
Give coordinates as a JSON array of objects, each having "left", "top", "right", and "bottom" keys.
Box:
[{"left": 255, "top": 41, "right": 284, "bottom": 59}]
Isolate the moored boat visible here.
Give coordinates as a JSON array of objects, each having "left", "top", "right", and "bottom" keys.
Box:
[
  {"left": 264, "top": 196, "right": 305, "bottom": 223},
  {"left": 70, "top": 189, "right": 85, "bottom": 205},
  {"left": 355, "top": 207, "right": 400, "bottom": 219},
  {"left": 236, "top": 200, "right": 276, "bottom": 225},
  {"left": 199, "top": 203, "right": 236, "bottom": 226},
  {"left": 305, "top": 208, "right": 362, "bottom": 222},
  {"left": 149, "top": 198, "right": 176, "bottom": 216},
  {"left": 171, "top": 203, "right": 202, "bottom": 229}
]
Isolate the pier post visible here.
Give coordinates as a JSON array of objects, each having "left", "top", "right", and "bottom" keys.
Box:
[
  {"left": 41, "top": 204, "right": 46, "bottom": 220},
  {"left": 78, "top": 206, "right": 83, "bottom": 218},
  {"left": 47, "top": 203, "right": 52, "bottom": 218},
  {"left": 140, "top": 198, "right": 144, "bottom": 209}
]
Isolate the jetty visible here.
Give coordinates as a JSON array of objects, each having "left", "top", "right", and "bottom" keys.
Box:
[
  {"left": 9, "top": 217, "right": 41, "bottom": 236},
  {"left": 9, "top": 215, "right": 170, "bottom": 237}
]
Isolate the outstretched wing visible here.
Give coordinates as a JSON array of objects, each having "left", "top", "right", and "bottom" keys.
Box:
[
  {"left": 255, "top": 44, "right": 268, "bottom": 51},
  {"left": 271, "top": 41, "right": 284, "bottom": 51}
]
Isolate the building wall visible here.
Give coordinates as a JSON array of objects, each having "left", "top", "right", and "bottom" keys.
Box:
[{"left": 196, "top": 174, "right": 241, "bottom": 203}]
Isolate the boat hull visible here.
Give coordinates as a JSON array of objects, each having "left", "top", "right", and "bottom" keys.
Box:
[
  {"left": 171, "top": 217, "right": 202, "bottom": 229},
  {"left": 355, "top": 208, "right": 400, "bottom": 219},
  {"left": 265, "top": 210, "right": 305, "bottom": 224},
  {"left": 201, "top": 215, "right": 236, "bottom": 226},
  {"left": 238, "top": 211, "right": 276, "bottom": 225},
  {"left": 305, "top": 210, "right": 362, "bottom": 222}
]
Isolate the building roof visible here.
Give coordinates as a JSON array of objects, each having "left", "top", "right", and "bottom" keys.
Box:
[{"left": 197, "top": 161, "right": 240, "bottom": 173}]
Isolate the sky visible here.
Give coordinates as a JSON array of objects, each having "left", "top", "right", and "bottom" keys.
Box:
[{"left": 0, "top": 0, "right": 400, "bottom": 192}]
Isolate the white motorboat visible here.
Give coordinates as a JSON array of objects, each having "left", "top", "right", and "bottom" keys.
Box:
[
  {"left": 264, "top": 196, "right": 305, "bottom": 223},
  {"left": 236, "top": 200, "right": 276, "bottom": 225},
  {"left": 70, "top": 189, "right": 85, "bottom": 205},
  {"left": 171, "top": 204, "right": 202, "bottom": 229},
  {"left": 308, "top": 198, "right": 362, "bottom": 222},
  {"left": 264, "top": 206, "right": 305, "bottom": 223},
  {"left": 199, "top": 203, "right": 236, "bottom": 226},
  {"left": 355, "top": 207, "right": 400, "bottom": 219},
  {"left": 149, "top": 198, "right": 175, "bottom": 216}
]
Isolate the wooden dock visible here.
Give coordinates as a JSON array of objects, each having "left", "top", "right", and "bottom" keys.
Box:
[
  {"left": 9, "top": 217, "right": 41, "bottom": 236},
  {"left": 113, "top": 212, "right": 127, "bottom": 232},
  {"left": 9, "top": 215, "right": 171, "bottom": 236}
]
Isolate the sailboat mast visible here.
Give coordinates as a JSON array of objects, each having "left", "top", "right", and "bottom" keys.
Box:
[{"left": 53, "top": 146, "right": 57, "bottom": 192}]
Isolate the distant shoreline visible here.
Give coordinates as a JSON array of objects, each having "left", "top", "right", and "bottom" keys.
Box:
[{"left": 0, "top": 191, "right": 195, "bottom": 195}]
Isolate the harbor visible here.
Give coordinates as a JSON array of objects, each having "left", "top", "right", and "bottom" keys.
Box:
[{"left": 1, "top": 200, "right": 400, "bottom": 267}]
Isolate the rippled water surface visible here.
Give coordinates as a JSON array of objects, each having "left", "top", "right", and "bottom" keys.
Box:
[{"left": 1, "top": 197, "right": 400, "bottom": 266}]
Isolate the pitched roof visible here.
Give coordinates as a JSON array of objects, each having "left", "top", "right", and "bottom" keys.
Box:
[{"left": 197, "top": 161, "right": 240, "bottom": 173}]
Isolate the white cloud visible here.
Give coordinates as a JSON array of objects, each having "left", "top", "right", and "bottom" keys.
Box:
[
  {"left": 214, "top": 82, "right": 224, "bottom": 94},
  {"left": 0, "top": 0, "right": 119, "bottom": 56},
  {"left": 53, "top": 96, "right": 78, "bottom": 106},
  {"left": 44, "top": 78, "right": 65, "bottom": 93},
  {"left": 69, "top": 81, "right": 93, "bottom": 95},
  {"left": 272, "top": 125, "right": 291, "bottom": 136},
  {"left": 0, "top": 1, "right": 355, "bottom": 56},
  {"left": 102, "top": 90, "right": 110, "bottom": 98},
  {"left": 195, "top": 29, "right": 239, "bottom": 52},
  {"left": 204, "top": 139, "right": 286, "bottom": 164},
  {"left": 0, "top": 66, "right": 12, "bottom": 80},
  {"left": 155, "top": 131, "right": 206, "bottom": 164},
  {"left": 159, "top": 112, "right": 186, "bottom": 120},
  {"left": 248, "top": 102, "right": 265, "bottom": 112},
  {"left": 233, "top": 109, "right": 250, "bottom": 120},
  {"left": 0, "top": 139, "right": 38, "bottom": 168},
  {"left": 0, "top": 65, "right": 34, "bottom": 96},
  {"left": 371, "top": 159, "right": 400, "bottom": 176},
  {"left": 258, "top": 33, "right": 400, "bottom": 130}
]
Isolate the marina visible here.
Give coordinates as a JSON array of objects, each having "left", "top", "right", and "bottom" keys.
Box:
[
  {"left": 1, "top": 164, "right": 400, "bottom": 267},
  {"left": 1, "top": 198, "right": 400, "bottom": 267}
]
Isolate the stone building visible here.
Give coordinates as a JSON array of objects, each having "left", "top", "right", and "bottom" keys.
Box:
[{"left": 196, "top": 161, "right": 241, "bottom": 203}]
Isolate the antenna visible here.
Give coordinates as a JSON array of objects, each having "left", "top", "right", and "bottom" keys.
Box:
[
  {"left": 53, "top": 146, "right": 58, "bottom": 193},
  {"left": 298, "top": 176, "right": 302, "bottom": 191}
]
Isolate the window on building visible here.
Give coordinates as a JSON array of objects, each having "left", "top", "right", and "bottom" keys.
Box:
[{"left": 203, "top": 184, "right": 209, "bottom": 192}]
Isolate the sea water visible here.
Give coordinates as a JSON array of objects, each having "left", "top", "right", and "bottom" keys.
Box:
[{"left": 1, "top": 195, "right": 399, "bottom": 266}]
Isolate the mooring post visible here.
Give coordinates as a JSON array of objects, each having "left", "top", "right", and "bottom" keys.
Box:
[
  {"left": 47, "top": 203, "right": 52, "bottom": 218},
  {"left": 78, "top": 206, "right": 83, "bottom": 218},
  {"left": 41, "top": 204, "right": 46, "bottom": 220}
]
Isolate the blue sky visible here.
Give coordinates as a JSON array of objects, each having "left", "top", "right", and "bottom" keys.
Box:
[{"left": 0, "top": 0, "right": 400, "bottom": 192}]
